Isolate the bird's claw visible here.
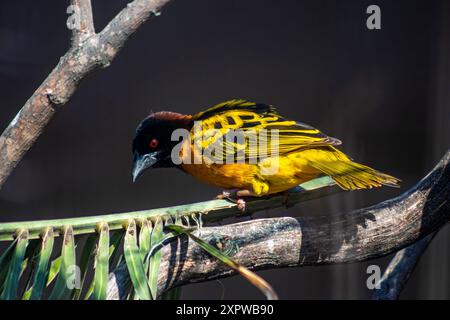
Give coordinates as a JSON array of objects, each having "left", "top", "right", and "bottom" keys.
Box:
[
  {"left": 236, "top": 198, "right": 246, "bottom": 212},
  {"left": 216, "top": 190, "right": 234, "bottom": 199},
  {"left": 216, "top": 190, "right": 247, "bottom": 213}
]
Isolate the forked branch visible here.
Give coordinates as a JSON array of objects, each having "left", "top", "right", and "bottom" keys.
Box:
[{"left": 0, "top": 0, "right": 172, "bottom": 189}]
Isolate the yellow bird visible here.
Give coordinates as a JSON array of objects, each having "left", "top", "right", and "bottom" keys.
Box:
[{"left": 132, "top": 99, "right": 400, "bottom": 202}]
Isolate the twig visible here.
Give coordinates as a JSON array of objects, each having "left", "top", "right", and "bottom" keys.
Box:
[
  {"left": 0, "top": 0, "right": 172, "bottom": 189},
  {"left": 107, "top": 150, "right": 450, "bottom": 299}
]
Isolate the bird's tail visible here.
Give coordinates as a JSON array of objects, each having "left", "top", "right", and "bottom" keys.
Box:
[{"left": 307, "top": 148, "right": 400, "bottom": 191}]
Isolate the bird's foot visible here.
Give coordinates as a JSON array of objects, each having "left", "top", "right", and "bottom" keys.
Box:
[
  {"left": 216, "top": 189, "right": 254, "bottom": 213},
  {"left": 236, "top": 199, "right": 246, "bottom": 212}
]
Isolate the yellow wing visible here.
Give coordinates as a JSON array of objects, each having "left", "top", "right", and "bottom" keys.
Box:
[{"left": 190, "top": 99, "right": 341, "bottom": 163}]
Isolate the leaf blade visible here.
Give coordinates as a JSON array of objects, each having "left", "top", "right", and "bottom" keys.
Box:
[
  {"left": 148, "top": 217, "right": 163, "bottom": 299},
  {"left": 48, "top": 226, "right": 76, "bottom": 300},
  {"left": 27, "top": 228, "right": 54, "bottom": 300},
  {"left": 109, "top": 230, "right": 124, "bottom": 270},
  {"left": 0, "top": 239, "right": 17, "bottom": 293},
  {"left": 92, "top": 223, "right": 109, "bottom": 300},
  {"left": 46, "top": 256, "right": 62, "bottom": 287},
  {"left": 139, "top": 219, "right": 152, "bottom": 267},
  {"left": 0, "top": 229, "right": 29, "bottom": 300},
  {"left": 84, "top": 230, "right": 123, "bottom": 300},
  {"left": 167, "top": 224, "right": 278, "bottom": 300},
  {"left": 124, "top": 219, "right": 151, "bottom": 300},
  {"left": 73, "top": 233, "right": 97, "bottom": 299}
]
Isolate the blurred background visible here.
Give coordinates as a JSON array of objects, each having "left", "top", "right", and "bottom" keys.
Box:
[{"left": 0, "top": 0, "right": 449, "bottom": 299}]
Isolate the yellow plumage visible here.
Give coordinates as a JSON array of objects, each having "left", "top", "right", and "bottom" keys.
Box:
[{"left": 180, "top": 99, "right": 399, "bottom": 196}]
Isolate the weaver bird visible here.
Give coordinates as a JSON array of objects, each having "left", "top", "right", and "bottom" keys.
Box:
[{"left": 132, "top": 100, "right": 399, "bottom": 206}]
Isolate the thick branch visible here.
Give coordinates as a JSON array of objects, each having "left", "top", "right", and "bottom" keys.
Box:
[
  {"left": 0, "top": 0, "right": 171, "bottom": 189},
  {"left": 105, "top": 150, "right": 450, "bottom": 299}
]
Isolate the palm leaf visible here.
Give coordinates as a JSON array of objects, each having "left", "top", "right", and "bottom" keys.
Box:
[
  {"left": 73, "top": 234, "right": 97, "bottom": 299},
  {"left": 92, "top": 223, "right": 109, "bottom": 300},
  {"left": 0, "top": 239, "right": 17, "bottom": 293},
  {"left": 84, "top": 230, "right": 124, "bottom": 300},
  {"left": 139, "top": 219, "right": 152, "bottom": 258},
  {"left": 46, "top": 256, "right": 62, "bottom": 287},
  {"left": 0, "top": 229, "right": 29, "bottom": 300},
  {"left": 148, "top": 217, "right": 163, "bottom": 299},
  {"left": 0, "top": 176, "right": 337, "bottom": 300},
  {"left": 124, "top": 219, "right": 151, "bottom": 300},
  {"left": 25, "top": 228, "right": 54, "bottom": 300},
  {"left": 19, "top": 239, "right": 41, "bottom": 298},
  {"left": 167, "top": 224, "right": 278, "bottom": 300},
  {"left": 109, "top": 230, "right": 124, "bottom": 270},
  {"left": 0, "top": 177, "right": 337, "bottom": 242},
  {"left": 48, "top": 226, "right": 76, "bottom": 300}
]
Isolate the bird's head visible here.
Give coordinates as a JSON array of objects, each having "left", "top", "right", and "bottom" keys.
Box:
[{"left": 132, "top": 111, "right": 192, "bottom": 182}]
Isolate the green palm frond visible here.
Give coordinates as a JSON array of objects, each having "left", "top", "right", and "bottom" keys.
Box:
[
  {"left": 148, "top": 217, "right": 163, "bottom": 299},
  {"left": 25, "top": 227, "right": 54, "bottom": 300},
  {"left": 0, "top": 176, "right": 337, "bottom": 300},
  {"left": 92, "top": 223, "right": 109, "bottom": 300},
  {"left": 167, "top": 224, "right": 278, "bottom": 300},
  {"left": 48, "top": 226, "right": 76, "bottom": 300},
  {"left": 1, "top": 229, "right": 28, "bottom": 300},
  {"left": 124, "top": 219, "right": 151, "bottom": 300},
  {"left": 73, "top": 234, "right": 97, "bottom": 299}
]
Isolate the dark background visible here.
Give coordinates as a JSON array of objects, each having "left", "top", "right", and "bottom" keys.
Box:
[{"left": 0, "top": 0, "right": 449, "bottom": 299}]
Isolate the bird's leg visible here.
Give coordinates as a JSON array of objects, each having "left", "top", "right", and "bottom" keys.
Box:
[
  {"left": 216, "top": 189, "right": 254, "bottom": 212},
  {"left": 282, "top": 186, "right": 303, "bottom": 208}
]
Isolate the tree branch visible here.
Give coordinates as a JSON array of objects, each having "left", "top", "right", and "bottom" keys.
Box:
[
  {"left": 372, "top": 231, "right": 437, "bottom": 300},
  {"left": 0, "top": 0, "right": 172, "bottom": 189},
  {"left": 69, "top": 0, "right": 95, "bottom": 46},
  {"left": 107, "top": 150, "right": 450, "bottom": 299}
]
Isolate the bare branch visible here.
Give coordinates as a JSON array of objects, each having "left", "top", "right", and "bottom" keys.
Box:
[
  {"left": 0, "top": 0, "right": 172, "bottom": 189},
  {"left": 107, "top": 150, "right": 450, "bottom": 299},
  {"left": 372, "top": 232, "right": 437, "bottom": 300},
  {"left": 98, "top": 0, "right": 170, "bottom": 64},
  {"left": 69, "top": 0, "right": 95, "bottom": 45}
]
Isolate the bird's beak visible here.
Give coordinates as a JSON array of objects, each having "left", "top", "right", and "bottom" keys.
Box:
[{"left": 132, "top": 152, "right": 159, "bottom": 183}]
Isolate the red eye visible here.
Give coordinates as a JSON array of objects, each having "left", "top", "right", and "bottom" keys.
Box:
[{"left": 149, "top": 138, "right": 158, "bottom": 148}]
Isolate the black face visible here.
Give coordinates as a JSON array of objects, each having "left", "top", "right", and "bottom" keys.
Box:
[{"left": 132, "top": 114, "right": 190, "bottom": 182}]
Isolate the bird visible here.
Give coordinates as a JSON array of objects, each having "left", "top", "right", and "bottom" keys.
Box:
[{"left": 132, "top": 99, "right": 399, "bottom": 208}]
